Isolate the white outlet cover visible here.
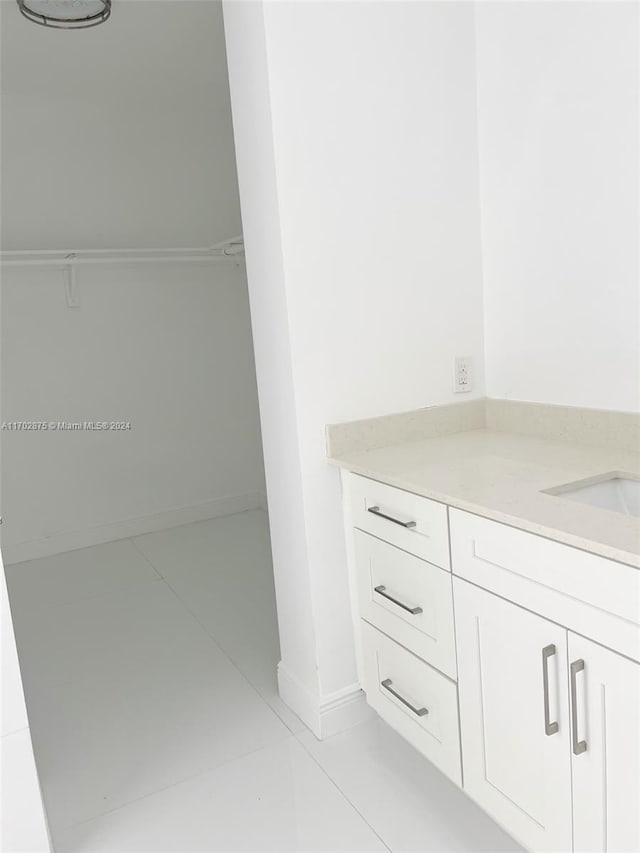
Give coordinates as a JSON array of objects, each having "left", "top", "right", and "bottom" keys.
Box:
[{"left": 454, "top": 356, "right": 473, "bottom": 393}]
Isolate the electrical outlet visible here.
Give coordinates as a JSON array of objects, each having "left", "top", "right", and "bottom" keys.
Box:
[{"left": 454, "top": 356, "right": 473, "bottom": 393}]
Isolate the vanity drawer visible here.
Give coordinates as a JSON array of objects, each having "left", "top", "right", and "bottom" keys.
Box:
[
  {"left": 347, "top": 474, "right": 450, "bottom": 569},
  {"left": 354, "top": 530, "right": 457, "bottom": 679},
  {"left": 360, "top": 620, "right": 461, "bottom": 786},
  {"left": 450, "top": 508, "right": 640, "bottom": 662}
]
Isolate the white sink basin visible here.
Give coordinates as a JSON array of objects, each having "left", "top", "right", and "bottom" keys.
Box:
[{"left": 544, "top": 473, "right": 640, "bottom": 517}]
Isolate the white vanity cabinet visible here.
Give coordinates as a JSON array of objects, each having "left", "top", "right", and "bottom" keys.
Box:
[
  {"left": 340, "top": 470, "right": 640, "bottom": 853},
  {"left": 449, "top": 506, "right": 640, "bottom": 851},
  {"left": 455, "top": 580, "right": 640, "bottom": 853}
]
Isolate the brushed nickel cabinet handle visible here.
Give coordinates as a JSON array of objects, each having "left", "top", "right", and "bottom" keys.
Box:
[
  {"left": 374, "top": 585, "right": 423, "bottom": 615},
  {"left": 367, "top": 506, "right": 416, "bottom": 529},
  {"left": 381, "top": 678, "right": 428, "bottom": 717},
  {"left": 542, "top": 644, "right": 559, "bottom": 735},
  {"left": 570, "top": 659, "right": 587, "bottom": 755}
]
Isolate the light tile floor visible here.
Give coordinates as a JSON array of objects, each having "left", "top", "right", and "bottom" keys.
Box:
[{"left": 7, "top": 510, "right": 520, "bottom": 852}]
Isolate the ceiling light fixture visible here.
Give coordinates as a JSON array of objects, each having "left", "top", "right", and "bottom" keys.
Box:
[{"left": 17, "top": 0, "right": 111, "bottom": 29}]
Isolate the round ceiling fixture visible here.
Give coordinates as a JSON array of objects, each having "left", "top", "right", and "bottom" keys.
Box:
[{"left": 17, "top": 0, "right": 111, "bottom": 28}]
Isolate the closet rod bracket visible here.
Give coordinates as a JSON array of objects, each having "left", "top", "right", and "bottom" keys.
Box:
[{"left": 64, "top": 255, "right": 80, "bottom": 308}]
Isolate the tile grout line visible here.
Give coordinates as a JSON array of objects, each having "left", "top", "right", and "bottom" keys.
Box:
[
  {"left": 125, "top": 534, "right": 165, "bottom": 580},
  {"left": 5, "top": 557, "right": 163, "bottom": 617},
  {"left": 52, "top": 737, "right": 295, "bottom": 842},
  {"left": 127, "top": 535, "right": 303, "bottom": 738},
  {"left": 292, "top": 730, "right": 393, "bottom": 853}
]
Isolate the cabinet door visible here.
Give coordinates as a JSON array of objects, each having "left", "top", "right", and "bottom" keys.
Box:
[
  {"left": 454, "top": 578, "right": 572, "bottom": 852},
  {"left": 569, "top": 634, "right": 640, "bottom": 853}
]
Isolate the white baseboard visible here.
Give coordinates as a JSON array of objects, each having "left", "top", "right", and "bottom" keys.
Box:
[
  {"left": 319, "top": 680, "right": 375, "bottom": 739},
  {"left": 277, "top": 662, "right": 374, "bottom": 740},
  {"left": 2, "top": 491, "right": 267, "bottom": 565}
]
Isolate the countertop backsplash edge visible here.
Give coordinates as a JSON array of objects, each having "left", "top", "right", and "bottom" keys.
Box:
[
  {"left": 325, "top": 399, "right": 487, "bottom": 457},
  {"left": 327, "top": 398, "right": 640, "bottom": 458}
]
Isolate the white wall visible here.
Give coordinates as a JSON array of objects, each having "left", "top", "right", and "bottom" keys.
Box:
[
  {"left": 224, "top": 0, "right": 484, "bottom": 718},
  {"left": 0, "top": 1, "right": 241, "bottom": 249},
  {"left": 219, "top": 1, "right": 321, "bottom": 699},
  {"left": 476, "top": 1, "right": 640, "bottom": 413},
  {"left": 1, "top": 261, "right": 265, "bottom": 555}
]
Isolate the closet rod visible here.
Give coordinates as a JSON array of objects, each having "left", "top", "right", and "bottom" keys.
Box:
[
  {"left": 0, "top": 237, "right": 245, "bottom": 267},
  {"left": 0, "top": 255, "right": 239, "bottom": 268}
]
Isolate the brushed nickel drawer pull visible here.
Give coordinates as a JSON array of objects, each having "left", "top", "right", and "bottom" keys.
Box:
[
  {"left": 374, "top": 585, "right": 423, "bottom": 615},
  {"left": 381, "top": 678, "right": 428, "bottom": 717},
  {"left": 570, "top": 659, "right": 587, "bottom": 755},
  {"left": 367, "top": 506, "right": 417, "bottom": 529},
  {"left": 542, "top": 644, "right": 559, "bottom": 736}
]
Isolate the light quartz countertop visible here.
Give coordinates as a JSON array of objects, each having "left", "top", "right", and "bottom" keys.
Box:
[{"left": 329, "top": 428, "right": 640, "bottom": 568}]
